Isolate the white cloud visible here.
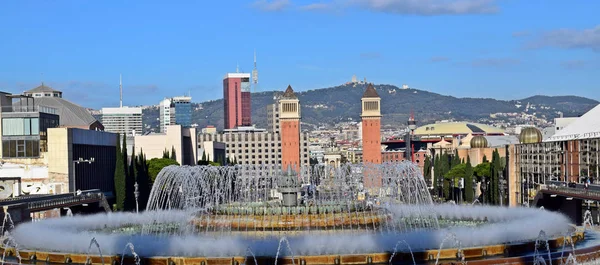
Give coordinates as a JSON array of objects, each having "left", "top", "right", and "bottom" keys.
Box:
[
  {"left": 299, "top": 3, "right": 331, "bottom": 11},
  {"left": 255, "top": 0, "right": 498, "bottom": 15},
  {"left": 528, "top": 25, "right": 600, "bottom": 52},
  {"left": 430, "top": 56, "right": 451, "bottom": 62},
  {"left": 347, "top": 0, "right": 499, "bottom": 15},
  {"left": 471, "top": 58, "right": 520, "bottom": 68},
  {"left": 252, "top": 0, "right": 291, "bottom": 12}
]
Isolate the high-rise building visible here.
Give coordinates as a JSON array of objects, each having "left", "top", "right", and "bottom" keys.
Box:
[
  {"left": 172, "top": 96, "right": 192, "bottom": 128},
  {"left": 223, "top": 73, "right": 251, "bottom": 129},
  {"left": 160, "top": 96, "right": 192, "bottom": 133},
  {"left": 267, "top": 94, "right": 281, "bottom": 134},
  {"left": 159, "top": 98, "right": 173, "bottom": 133},
  {"left": 279, "top": 85, "right": 301, "bottom": 171},
  {"left": 361, "top": 84, "right": 382, "bottom": 164},
  {"left": 101, "top": 107, "right": 142, "bottom": 136}
]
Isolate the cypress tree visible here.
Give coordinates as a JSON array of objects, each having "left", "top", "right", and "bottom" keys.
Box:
[
  {"left": 171, "top": 146, "right": 177, "bottom": 161},
  {"left": 465, "top": 156, "right": 474, "bottom": 202},
  {"left": 114, "top": 134, "right": 126, "bottom": 211},
  {"left": 125, "top": 147, "right": 137, "bottom": 211},
  {"left": 163, "top": 149, "right": 169, "bottom": 159},
  {"left": 433, "top": 154, "right": 440, "bottom": 197},
  {"left": 136, "top": 149, "right": 151, "bottom": 210}
]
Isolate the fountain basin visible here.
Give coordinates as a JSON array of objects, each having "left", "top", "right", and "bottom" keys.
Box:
[{"left": 0, "top": 231, "right": 586, "bottom": 265}]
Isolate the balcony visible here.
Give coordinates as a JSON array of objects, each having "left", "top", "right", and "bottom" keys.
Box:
[{"left": 1, "top": 105, "right": 58, "bottom": 115}]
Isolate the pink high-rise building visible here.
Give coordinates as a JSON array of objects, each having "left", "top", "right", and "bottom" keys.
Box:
[{"left": 223, "top": 73, "right": 251, "bottom": 129}]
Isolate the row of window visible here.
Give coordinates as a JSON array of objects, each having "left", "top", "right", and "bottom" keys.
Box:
[
  {"left": 2, "top": 118, "right": 40, "bottom": 136},
  {"left": 2, "top": 139, "right": 40, "bottom": 158}
]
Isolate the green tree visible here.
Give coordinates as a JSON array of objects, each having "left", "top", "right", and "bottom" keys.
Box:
[
  {"left": 451, "top": 149, "right": 461, "bottom": 169},
  {"left": 147, "top": 158, "right": 180, "bottom": 183},
  {"left": 113, "top": 134, "right": 126, "bottom": 211},
  {"left": 464, "top": 156, "right": 474, "bottom": 203},
  {"left": 433, "top": 154, "right": 441, "bottom": 198},
  {"left": 491, "top": 149, "right": 502, "bottom": 205},
  {"left": 482, "top": 154, "right": 488, "bottom": 163},
  {"left": 474, "top": 161, "right": 491, "bottom": 204},
  {"left": 171, "top": 146, "right": 177, "bottom": 161},
  {"left": 445, "top": 163, "right": 467, "bottom": 202},
  {"left": 134, "top": 149, "right": 152, "bottom": 210},
  {"left": 162, "top": 149, "right": 170, "bottom": 159},
  {"left": 125, "top": 146, "right": 137, "bottom": 211},
  {"left": 423, "top": 155, "right": 432, "bottom": 181}
]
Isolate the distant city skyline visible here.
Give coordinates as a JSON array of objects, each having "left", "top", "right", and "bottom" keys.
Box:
[{"left": 1, "top": 0, "right": 599, "bottom": 109}]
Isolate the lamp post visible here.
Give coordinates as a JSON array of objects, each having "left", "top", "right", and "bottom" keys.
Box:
[
  {"left": 72, "top": 157, "right": 95, "bottom": 193},
  {"left": 134, "top": 182, "right": 139, "bottom": 213}
]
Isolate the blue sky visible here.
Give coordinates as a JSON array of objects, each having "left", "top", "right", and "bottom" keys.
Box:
[{"left": 1, "top": 0, "right": 599, "bottom": 109}]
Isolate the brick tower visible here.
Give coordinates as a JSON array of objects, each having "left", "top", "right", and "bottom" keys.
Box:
[
  {"left": 361, "top": 84, "right": 382, "bottom": 164},
  {"left": 279, "top": 85, "right": 301, "bottom": 171}
]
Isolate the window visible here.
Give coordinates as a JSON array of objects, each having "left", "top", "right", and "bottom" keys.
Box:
[
  {"left": 1, "top": 139, "right": 40, "bottom": 158},
  {"left": 2, "top": 117, "right": 41, "bottom": 136}
]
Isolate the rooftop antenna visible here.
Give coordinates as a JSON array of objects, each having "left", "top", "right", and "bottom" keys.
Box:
[
  {"left": 252, "top": 49, "right": 259, "bottom": 93},
  {"left": 41, "top": 72, "right": 44, "bottom": 87},
  {"left": 119, "top": 74, "right": 123, "bottom": 108},
  {"left": 236, "top": 62, "right": 239, "bottom": 73}
]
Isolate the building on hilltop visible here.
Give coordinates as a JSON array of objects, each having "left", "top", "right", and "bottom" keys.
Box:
[{"left": 223, "top": 73, "right": 252, "bottom": 129}]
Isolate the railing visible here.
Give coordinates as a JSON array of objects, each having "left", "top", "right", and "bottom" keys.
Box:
[
  {"left": 543, "top": 185, "right": 600, "bottom": 199},
  {"left": 0, "top": 190, "right": 103, "bottom": 209},
  {"left": 27, "top": 191, "right": 105, "bottom": 211},
  {"left": 1, "top": 105, "right": 58, "bottom": 114}
]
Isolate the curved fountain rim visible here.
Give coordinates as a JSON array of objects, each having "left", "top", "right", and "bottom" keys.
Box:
[{"left": 0, "top": 231, "right": 586, "bottom": 265}]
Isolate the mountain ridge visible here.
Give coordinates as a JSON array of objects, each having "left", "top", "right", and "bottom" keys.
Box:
[{"left": 136, "top": 83, "right": 598, "bottom": 133}]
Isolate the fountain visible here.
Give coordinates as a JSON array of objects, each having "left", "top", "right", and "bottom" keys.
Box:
[{"left": 0, "top": 162, "right": 596, "bottom": 265}]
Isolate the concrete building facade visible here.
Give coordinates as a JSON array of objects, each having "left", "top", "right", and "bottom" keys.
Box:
[
  {"left": 198, "top": 128, "right": 309, "bottom": 167},
  {"left": 134, "top": 125, "right": 198, "bottom": 166}
]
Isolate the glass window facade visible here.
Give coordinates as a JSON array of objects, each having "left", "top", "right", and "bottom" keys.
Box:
[
  {"left": 2, "top": 139, "right": 40, "bottom": 158},
  {"left": 1, "top": 117, "right": 39, "bottom": 136},
  {"left": 174, "top": 102, "right": 192, "bottom": 128}
]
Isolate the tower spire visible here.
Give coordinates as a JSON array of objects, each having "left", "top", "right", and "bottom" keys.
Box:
[
  {"left": 236, "top": 63, "right": 239, "bottom": 73},
  {"left": 252, "top": 49, "right": 259, "bottom": 92},
  {"left": 119, "top": 74, "right": 123, "bottom": 108}
]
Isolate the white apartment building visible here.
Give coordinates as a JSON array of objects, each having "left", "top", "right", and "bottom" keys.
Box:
[
  {"left": 159, "top": 98, "right": 173, "bottom": 133},
  {"left": 101, "top": 107, "right": 142, "bottom": 136}
]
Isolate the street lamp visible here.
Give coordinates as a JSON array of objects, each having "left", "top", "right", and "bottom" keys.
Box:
[
  {"left": 134, "top": 182, "right": 140, "bottom": 213},
  {"left": 72, "top": 157, "right": 95, "bottom": 193}
]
